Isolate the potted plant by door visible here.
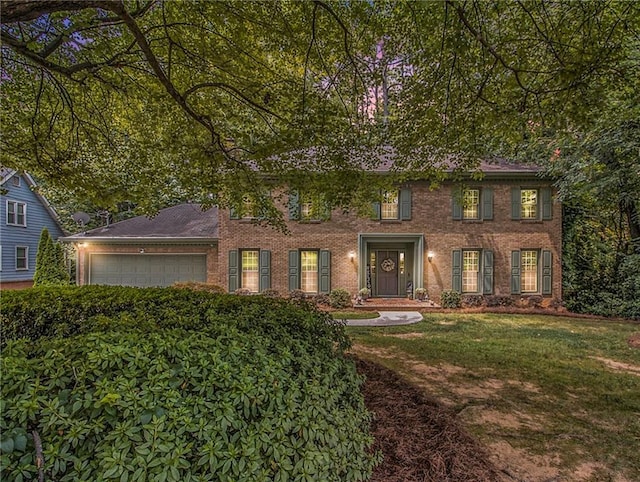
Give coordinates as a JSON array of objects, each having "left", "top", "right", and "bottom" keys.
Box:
[
  {"left": 358, "top": 287, "right": 371, "bottom": 301},
  {"left": 414, "top": 288, "right": 428, "bottom": 301}
]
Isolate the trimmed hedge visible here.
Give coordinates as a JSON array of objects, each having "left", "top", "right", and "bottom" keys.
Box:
[{"left": 0, "top": 286, "right": 377, "bottom": 481}]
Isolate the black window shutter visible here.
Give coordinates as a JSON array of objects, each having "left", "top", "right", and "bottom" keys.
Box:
[
  {"left": 482, "top": 188, "right": 494, "bottom": 220},
  {"left": 482, "top": 250, "right": 494, "bottom": 294},
  {"left": 319, "top": 250, "right": 331, "bottom": 294},
  {"left": 511, "top": 250, "right": 521, "bottom": 294},
  {"left": 228, "top": 250, "right": 239, "bottom": 292},
  {"left": 371, "top": 200, "right": 381, "bottom": 220},
  {"left": 288, "top": 250, "right": 299, "bottom": 291},
  {"left": 288, "top": 191, "right": 300, "bottom": 220},
  {"left": 259, "top": 250, "right": 271, "bottom": 292},
  {"left": 452, "top": 195, "right": 462, "bottom": 220},
  {"left": 452, "top": 249, "right": 462, "bottom": 292},
  {"left": 541, "top": 187, "right": 553, "bottom": 220},
  {"left": 400, "top": 188, "right": 412, "bottom": 220},
  {"left": 542, "top": 250, "right": 552, "bottom": 295},
  {"left": 511, "top": 188, "right": 521, "bottom": 220}
]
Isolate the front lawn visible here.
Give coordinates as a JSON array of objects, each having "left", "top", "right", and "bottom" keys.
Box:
[{"left": 348, "top": 313, "right": 640, "bottom": 481}]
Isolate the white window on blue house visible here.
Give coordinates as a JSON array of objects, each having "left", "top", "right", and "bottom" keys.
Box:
[
  {"left": 7, "top": 201, "right": 26, "bottom": 226},
  {"left": 16, "top": 246, "right": 28, "bottom": 270},
  {"left": 11, "top": 176, "right": 20, "bottom": 187}
]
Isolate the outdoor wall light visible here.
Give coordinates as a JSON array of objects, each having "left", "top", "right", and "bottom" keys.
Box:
[
  {"left": 348, "top": 250, "right": 356, "bottom": 262},
  {"left": 139, "top": 248, "right": 145, "bottom": 254},
  {"left": 427, "top": 251, "right": 434, "bottom": 262}
]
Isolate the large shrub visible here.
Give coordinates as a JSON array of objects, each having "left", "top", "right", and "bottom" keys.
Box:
[
  {"left": 440, "top": 290, "right": 461, "bottom": 309},
  {"left": 0, "top": 287, "right": 377, "bottom": 481},
  {"left": 33, "top": 228, "right": 69, "bottom": 287}
]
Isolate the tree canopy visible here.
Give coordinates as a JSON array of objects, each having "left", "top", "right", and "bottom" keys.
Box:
[{"left": 2, "top": 1, "right": 639, "bottom": 223}]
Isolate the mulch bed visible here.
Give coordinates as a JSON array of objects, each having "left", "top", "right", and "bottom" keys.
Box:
[{"left": 355, "top": 357, "right": 501, "bottom": 482}]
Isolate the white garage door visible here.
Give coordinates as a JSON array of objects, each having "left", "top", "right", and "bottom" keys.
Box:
[{"left": 89, "top": 254, "right": 207, "bottom": 287}]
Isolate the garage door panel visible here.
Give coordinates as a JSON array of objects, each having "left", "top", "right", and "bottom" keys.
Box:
[{"left": 90, "top": 254, "right": 207, "bottom": 287}]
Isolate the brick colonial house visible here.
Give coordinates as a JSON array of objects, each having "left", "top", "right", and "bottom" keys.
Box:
[{"left": 65, "top": 160, "right": 562, "bottom": 303}]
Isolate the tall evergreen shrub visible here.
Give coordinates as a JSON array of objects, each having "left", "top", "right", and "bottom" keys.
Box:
[{"left": 33, "top": 228, "right": 69, "bottom": 286}]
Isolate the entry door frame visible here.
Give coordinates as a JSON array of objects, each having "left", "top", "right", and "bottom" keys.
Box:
[
  {"left": 376, "top": 249, "right": 401, "bottom": 296},
  {"left": 357, "top": 233, "right": 425, "bottom": 295}
]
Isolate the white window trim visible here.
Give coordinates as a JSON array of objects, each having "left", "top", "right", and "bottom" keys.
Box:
[
  {"left": 381, "top": 190, "right": 399, "bottom": 220},
  {"left": 521, "top": 249, "right": 539, "bottom": 293},
  {"left": 300, "top": 250, "right": 319, "bottom": 294},
  {"left": 240, "top": 249, "right": 260, "bottom": 292},
  {"left": 16, "top": 246, "right": 28, "bottom": 270},
  {"left": 520, "top": 189, "right": 538, "bottom": 220},
  {"left": 12, "top": 176, "right": 21, "bottom": 187},
  {"left": 463, "top": 189, "right": 480, "bottom": 220},
  {"left": 461, "top": 249, "right": 481, "bottom": 293},
  {"left": 6, "top": 200, "right": 27, "bottom": 227}
]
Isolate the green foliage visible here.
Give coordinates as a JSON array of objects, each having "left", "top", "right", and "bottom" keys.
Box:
[
  {"left": 33, "top": 228, "right": 69, "bottom": 287},
  {"left": 440, "top": 290, "right": 461, "bottom": 309},
  {"left": 0, "top": 287, "right": 377, "bottom": 481},
  {"left": 329, "top": 289, "right": 352, "bottom": 309}
]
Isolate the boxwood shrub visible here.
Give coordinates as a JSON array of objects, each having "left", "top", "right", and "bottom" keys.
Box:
[{"left": 0, "top": 287, "right": 378, "bottom": 481}]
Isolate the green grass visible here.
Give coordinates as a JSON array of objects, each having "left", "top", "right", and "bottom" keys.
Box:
[
  {"left": 331, "top": 311, "right": 380, "bottom": 320},
  {"left": 348, "top": 313, "right": 640, "bottom": 480}
]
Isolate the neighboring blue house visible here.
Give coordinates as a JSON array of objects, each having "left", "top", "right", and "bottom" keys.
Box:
[{"left": 0, "top": 168, "right": 65, "bottom": 288}]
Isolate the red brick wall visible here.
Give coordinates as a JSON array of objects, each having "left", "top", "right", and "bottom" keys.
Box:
[
  {"left": 0, "top": 280, "right": 34, "bottom": 290},
  {"left": 218, "top": 180, "right": 563, "bottom": 302}
]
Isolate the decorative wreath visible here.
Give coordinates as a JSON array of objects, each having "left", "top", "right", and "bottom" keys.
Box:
[{"left": 381, "top": 258, "right": 396, "bottom": 272}]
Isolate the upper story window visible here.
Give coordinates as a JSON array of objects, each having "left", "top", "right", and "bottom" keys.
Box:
[
  {"left": 452, "top": 187, "right": 493, "bottom": 221},
  {"left": 372, "top": 188, "right": 411, "bottom": 221},
  {"left": 7, "top": 201, "right": 26, "bottom": 226},
  {"left": 289, "top": 191, "right": 330, "bottom": 222},
  {"left": 520, "top": 189, "right": 538, "bottom": 219},
  {"left": 11, "top": 176, "right": 20, "bottom": 187},
  {"left": 241, "top": 196, "right": 255, "bottom": 218},
  {"left": 463, "top": 189, "right": 480, "bottom": 220},
  {"left": 381, "top": 191, "right": 399, "bottom": 219},
  {"left": 512, "top": 187, "right": 552, "bottom": 221}
]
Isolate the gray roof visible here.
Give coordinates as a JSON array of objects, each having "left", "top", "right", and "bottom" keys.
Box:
[{"left": 65, "top": 203, "right": 218, "bottom": 241}]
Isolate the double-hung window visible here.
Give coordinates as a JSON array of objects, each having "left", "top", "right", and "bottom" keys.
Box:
[
  {"left": 520, "top": 189, "right": 538, "bottom": 220},
  {"left": 288, "top": 249, "right": 331, "bottom": 294},
  {"left": 381, "top": 191, "right": 399, "bottom": 220},
  {"left": 463, "top": 189, "right": 480, "bottom": 220},
  {"left": 16, "top": 246, "right": 28, "bottom": 270},
  {"left": 300, "top": 250, "right": 319, "bottom": 293},
  {"left": 512, "top": 187, "right": 552, "bottom": 221},
  {"left": 241, "top": 250, "right": 260, "bottom": 292},
  {"left": 7, "top": 201, "right": 26, "bottom": 226},
  {"left": 511, "top": 249, "right": 552, "bottom": 295},
  {"left": 462, "top": 250, "right": 480, "bottom": 292},
  {"left": 452, "top": 187, "right": 493, "bottom": 221},
  {"left": 520, "top": 250, "right": 538, "bottom": 293},
  {"left": 452, "top": 249, "right": 493, "bottom": 294},
  {"left": 229, "top": 249, "right": 271, "bottom": 292}
]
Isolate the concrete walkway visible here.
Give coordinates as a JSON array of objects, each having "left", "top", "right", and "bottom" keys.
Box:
[{"left": 345, "top": 311, "right": 423, "bottom": 326}]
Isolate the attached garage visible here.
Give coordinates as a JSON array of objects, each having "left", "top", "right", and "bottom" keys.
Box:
[
  {"left": 62, "top": 204, "right": 219, "bottom": 287},
  {"left": 89, "top": 253, "right": 207, "bottom": 287}
]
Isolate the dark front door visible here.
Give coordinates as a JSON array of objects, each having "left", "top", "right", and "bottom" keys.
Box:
[{"left": 377, "top": 250, "right": 399, "bottom": 296}]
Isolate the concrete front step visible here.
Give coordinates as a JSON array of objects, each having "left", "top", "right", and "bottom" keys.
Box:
[{"left": 352, "top": 298, "right": 439, "bottom": 311}]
